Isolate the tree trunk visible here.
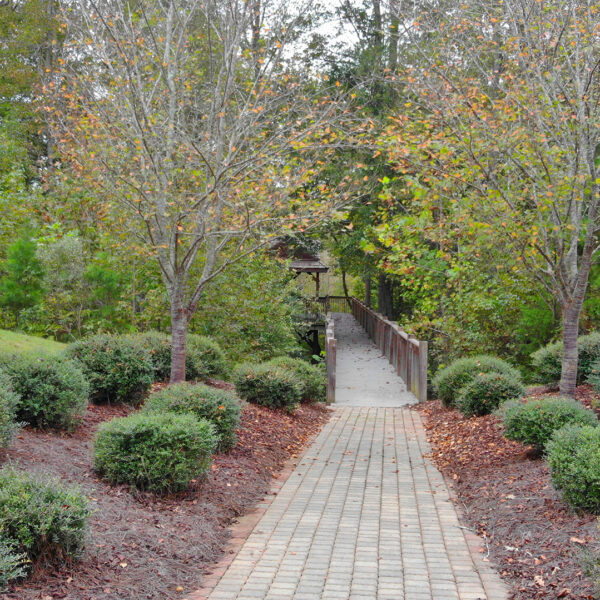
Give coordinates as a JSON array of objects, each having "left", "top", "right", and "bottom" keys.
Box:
[
  {"left": 170, "top": 294, "right": 188, "bottom": 383},
  {"left": 560, "top": 303, "right": 583, "bottom": 397},
  {"left": 341, "top": 269, "right": 352, "bottom": 310},
  {"left": 365, "top": 275, "right": 372, "bottom": 307},
  {"left": 378, "top": 272, "right": 393, "bottom": 319}
]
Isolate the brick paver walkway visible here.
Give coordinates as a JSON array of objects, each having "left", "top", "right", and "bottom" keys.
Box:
[{"left": 204, "top": 315, "right": 507, "bottom": 600}]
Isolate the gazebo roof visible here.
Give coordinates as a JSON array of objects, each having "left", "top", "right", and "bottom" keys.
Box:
[{"left": 289, "top": 258, "right": 329, "bottom": 273}]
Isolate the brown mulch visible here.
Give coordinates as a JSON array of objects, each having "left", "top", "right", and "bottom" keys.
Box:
[
  {"left": 416, "top": 395, "right": 600, "bottom": 600},
  {"left": 0, "top": 394, "right": 330, "bottom": 600}
]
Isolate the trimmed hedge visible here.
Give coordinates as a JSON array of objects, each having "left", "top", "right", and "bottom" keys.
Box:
[
  {"left": 432, "top": 355, "right": 522, "bottom": 407},
  {"left": 130, "top": 332, "right": 227, "bottom": 382},
  {"left": 547, "top": 425, "right": 600, "bottom": 512},
  {"left": 0, "top": 369, "right": 20, "bottom": 447},
  {"left": 531, "top": 332, "right": 600, "bottom": 385},
  {"left": 233, "top": 363, "right": 303, "bottom": 412},
  {"left": 94, "top": 412, "right": 217, "bottom": 493},
  {"left": 0, "top": 538, "right": 27, "bottom": 591},
  {"left": 267, "top": 356, "right": 326, "bottom": 403},
  {"left": 498, "top": 396, "right": 598, "bottom": 453},
  {"left": 66, "top": 334, "right": 153, "bottom": 406},
  {"left": 142, "top": 383, "right": 241, "bottom": 451},
  {"left": 0, "top": 354, "right": 88, "bottom": 431},
  {"left": 456, "top": 372, "right": 524, "bottom": 417},
  {"left": 0, "top": 468, "right": 89, "bottom": 565},
  {"left": 186, "top": 334, "right": 228, "bottom": 380}
]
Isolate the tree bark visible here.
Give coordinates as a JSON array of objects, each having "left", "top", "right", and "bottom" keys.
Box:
[
  {"left": 560, "top": 303, "right": 582, "bottom": 397},
  {"left": 378, "top": 272, "right": 393, "bottom": 318},
  {"left": 170, "top": 292, "right": 188, "bottom": 383}
]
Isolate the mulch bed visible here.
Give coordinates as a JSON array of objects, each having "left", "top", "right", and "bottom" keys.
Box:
[
  {"left": 0, "top": 391, "right": 330, "bottom": 600},
  {"left": 416, "top": 391, "right": 600, "bottom": 600}
]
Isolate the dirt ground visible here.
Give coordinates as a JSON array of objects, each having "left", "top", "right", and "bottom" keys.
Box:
[
  {"left": 0, "top": 392, "right": 330, "bottom": 600},
  {"left": 417, "top": 390, "right": 600, "bottom": 600}
]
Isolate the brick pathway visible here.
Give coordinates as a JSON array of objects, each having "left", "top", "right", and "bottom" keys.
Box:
[
  {"left": 204, "top": 408, "right": 507, "bottom": 600},
  {"left": 201, "top": 314, "right": 508, "bottom": 600}
]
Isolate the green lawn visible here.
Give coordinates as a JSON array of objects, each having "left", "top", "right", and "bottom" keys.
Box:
[{"left": 0, "top": 329, "right": 66, "bottom": 355}]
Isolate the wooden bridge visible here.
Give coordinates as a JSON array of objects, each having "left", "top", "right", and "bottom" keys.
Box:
[{"left": 322, "top": 296, "right": 428, "bottom": 405}]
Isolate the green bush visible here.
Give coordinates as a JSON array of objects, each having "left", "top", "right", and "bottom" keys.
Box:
[
  {"left": 130, "top": 331, "right": 227, "bottom": 382},
  {"left": 456, "top": 372, "right": 524, "bottom": 417},
  {"left": 0, "top": 468, "right": 89, "bottom": 565},
  {"left": 142, "top": 383, "right": 241, "bottom": 451},
  {"left": 66, "top": 334, "right": 153, "bottom": 406},
  {"left": 233, "top": 363, "right": 303, "bottom": 412},
  {"left": 0, "top": 538, "right": 27, "bottom": 591},
  {"left": 0, "top": 354, "right": 88, "bottom": 431},
  {"left": 498, "top": 396, "right": 598, "bottom": 453},
  {"left": 432, "top": 355, "right": 522, "bottom": 407},
  {"left": 547, "top": 425, "right": 600, "bottom": 512},
  {"left": 530, "top": 341, "right": 563, "bottom": 385},
  {"left": 186, "top": 334, "right": 228, "bottom": 380},
  {"left": 0, "top": 370, "right": 20, "bottom": 447},
  {"left": 131, "top": 331, "right": 173, "bottom": 381},
  {"left": 94, "top": 412, "right": 217, "bottom": 493},
  {"left": 267, "top": 356, "right": 326, "bottom": 403},
  {"left": 531, "top": 332, "right": 600, "bottom": 385}
]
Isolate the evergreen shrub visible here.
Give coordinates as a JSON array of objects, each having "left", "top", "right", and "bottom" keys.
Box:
[
  {"left": 531, "top": 332, "right": 600, "bottom": 385},
  {"left": 0, "top": 468, "right": 89, "bottom": 565},
  {"left": 267, "top": 356, "right": 326, "bottom": 403},
  {"left": 0, "top": 369, "right": 20, "bottom": 447},
  {"left": 432, "top": 355, "right": 522, "bottom": 407},
  {"left": 547, "top": 425, "right": 600, "bottom": 512},
  {"left": 94, "top": 412, "right": 217, "bottom": 493},
  {"left": 233, "top": 363, "right": 302, "bottom": 412},
  {"left": 498, "top": 396, "right": 598, "bottom": 453},
  {"left": 0, "top": 354, "right": 88, "bottom": 431},
  {"left": 142, "top": 382, "right": 241, "bottom": 451},
  {"left": 456, "top": 372, "right": 524, "bottom": 417},
  {"left": 66, "top": 334, "right": 153, "bottom": 406}
]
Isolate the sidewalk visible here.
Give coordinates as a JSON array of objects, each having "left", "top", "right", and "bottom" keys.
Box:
[
  {"left": 203, "top": 407, "right": 507, "bottom": 600},
  {"left": 198, "top": 312, "right": 508, "bottom": 600}
]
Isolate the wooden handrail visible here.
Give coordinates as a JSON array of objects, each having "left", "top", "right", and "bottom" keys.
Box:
[
  {"left": 325, "top": 313, "right": 336, "bottom": 404},
  {"left": 350, "top": 298, "right": 428, "bottom": 402}
]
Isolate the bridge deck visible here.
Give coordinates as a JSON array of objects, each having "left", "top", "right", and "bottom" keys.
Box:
[{"left": 333, "top": 312, "right": 418, "bottom": 407}]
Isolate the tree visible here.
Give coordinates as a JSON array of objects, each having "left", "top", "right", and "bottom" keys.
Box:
[
  {"left": 0, "top": 230, "right": 45, "bottom": 325},
  {"left": 50, "top": 0, "right": 358, "bottom": 381},
  {"left": 386, "top": 0, "right": 600, "bottom": 396}
]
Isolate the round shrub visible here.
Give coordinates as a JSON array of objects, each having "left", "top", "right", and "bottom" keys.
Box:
[
  {"left": 432, "top": 355, "right": 522, "bottom": 407},
  {"left": 0, "top": 467, "right": 89, "bottom": 565},
  {"left": 267, "top": 356, "right": 326, "bottom": 403},
  {"left": 142, "top": 383, "right": 241, "bottom": 451},
  {"left": 547, "top": 425, "right": 600, "bottom": 512},
  {"left": 233, "top": 363, "right": 303, "bottom": 412},
  {"left": 0, "top": 369, "right": 20, "bottom": 447},
  {"left": 0, "top": 354, "right": 88, "bottom": 431},
  {"left": 66, "top": 334, "right": 153, "bottom": 406},
  {"left": 131, "top": 331, "right": 173, "bottom": 381},
  {"left": 498, "top": 396, "right": 598, "bottom": 453},
  {"left": 186, "top": 334, "right": 228, "bottom": 380},
  {"left": 456, "top": 372, "right": 524, "bottom": 417},
  {"left": 0, "top": 538, "right": 27, "bottom": 591},
  {"left": 94, "top": 412, "right": 217, "bottom": 493},
  {"left": 130, "top": 331, "right": 227, "bottom": 382},
  {"left": 530, "top": 341, "right": 562, "bottom": 385},
  {"left": 531, "top": 332, "right": 600, "bottom": 385}
]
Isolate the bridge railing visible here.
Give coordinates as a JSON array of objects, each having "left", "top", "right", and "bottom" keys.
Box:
[
  {"left": 351, "top": 298, "right": 428, "bottom": 402},
  {"left": 316, "top": 296, "right": 352, "bottom": 314},
  {"left": 325, "top": 314, "right": 337, "bottom": 404}
]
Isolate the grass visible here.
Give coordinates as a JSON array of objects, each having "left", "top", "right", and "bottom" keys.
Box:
[{"left": 0, "top": 329, "right": 65, "bottom": 356}]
